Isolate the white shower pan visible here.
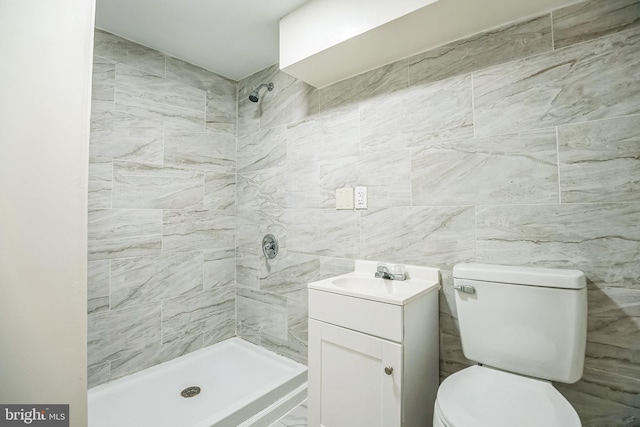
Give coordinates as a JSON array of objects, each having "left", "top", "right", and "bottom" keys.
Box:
[{"left": 88, "top": 337, "right": 307, "bottom": 427}]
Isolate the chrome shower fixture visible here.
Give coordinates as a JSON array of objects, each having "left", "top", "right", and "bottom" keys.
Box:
[{"left": 249, "top": 82, "right": 274, "bottom": 102}]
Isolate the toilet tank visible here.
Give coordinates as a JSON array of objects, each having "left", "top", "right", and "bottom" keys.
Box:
[{"left": 453, "top": 263, "right": 587, "bottom": 384}]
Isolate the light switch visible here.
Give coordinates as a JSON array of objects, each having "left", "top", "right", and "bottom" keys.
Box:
[{"left": 336, "top": 187, "right": 354, "bottom": 210}]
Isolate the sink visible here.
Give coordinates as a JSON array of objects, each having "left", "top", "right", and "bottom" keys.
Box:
[
  {"left": 308, "top": 261, "right": 440, "bottom": 305},
  {"left": 307, "top": 260, "right": 441, "bottom": 426}
]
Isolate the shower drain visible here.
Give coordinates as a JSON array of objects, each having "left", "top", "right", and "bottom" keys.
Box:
[{"left": 180, "top": 386, "right": 201, "bottom": 398}]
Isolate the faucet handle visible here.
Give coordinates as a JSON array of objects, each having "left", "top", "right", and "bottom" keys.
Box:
[
  {"left": 375, "top": 264, "right": 389, "bottom": 278},
  {"left": 393, "top": 264, "right": 406, "bottom": 281}
]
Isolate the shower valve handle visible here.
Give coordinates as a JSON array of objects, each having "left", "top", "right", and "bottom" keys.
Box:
[{"left": 262, "top": 234, "right": 279, "bottom": 259}]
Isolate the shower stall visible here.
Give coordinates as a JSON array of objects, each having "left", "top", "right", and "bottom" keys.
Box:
[{"left": 87, "top": 28, "right": 306, "bottom": 426}]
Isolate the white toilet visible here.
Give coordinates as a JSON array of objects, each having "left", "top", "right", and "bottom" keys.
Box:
[{"left": 433, "top": 263, "right": 587, "bottom": 427}]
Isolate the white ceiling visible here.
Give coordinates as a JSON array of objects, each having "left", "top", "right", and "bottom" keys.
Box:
[{"left": 95, "top": 0, "right": 309, "bottom": 81}]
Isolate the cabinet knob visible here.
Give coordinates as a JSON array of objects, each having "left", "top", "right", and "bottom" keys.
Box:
[{"left": 384, "top": 366, "right": 393, "bottom": 375}]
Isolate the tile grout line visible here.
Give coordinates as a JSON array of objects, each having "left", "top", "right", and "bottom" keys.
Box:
[
  {"left": 470, "top": 73, "right": 476, "bottom": 140},
  {"left": 202, "top": 172, "right": 206, "bottom": 211},
  {"left": 556, "top": 126, "right": 562, "bottom": 204},
  {"left": 203, "top": 86, "right": 207, "bottom": 132},
  {"left": 108, "top": 259, "right": 112, "bottom": 312},
  {"left": 409, "top": 147, "right": 413, "bottom": 208},
  {"left": 550, "top": 11, "right": 556, "bottom": 51},
  {"left": 160, "top": 299, "right": 164, "bottom": 345},
  {"left": 107, "top": 258, "right": 113, "bottom": 382},
  {"left": 110, "top": 159, "right": 115, "bottom": 209},
  {"left": 474, "top": 204, "right": 479, "bottom": 263}
]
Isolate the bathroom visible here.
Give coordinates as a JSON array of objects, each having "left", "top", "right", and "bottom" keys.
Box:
[{"left": 1, "top": 0, "right": 639, "bottom": 426}]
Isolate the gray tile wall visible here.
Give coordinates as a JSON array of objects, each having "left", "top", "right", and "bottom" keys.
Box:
[
  {"left": 87, "top": 30, "right": 237, "bottom": 387},
  {"left": 236, "top": 1, "right": 640, "bottom": 425}
]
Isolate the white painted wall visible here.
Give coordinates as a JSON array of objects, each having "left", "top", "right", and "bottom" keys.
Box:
[
  {"left": 0, "top": 0, "right": 95, "bottom": 425},
  {"left": 280, "top": 0, "right": 436, "bottom": 68}
]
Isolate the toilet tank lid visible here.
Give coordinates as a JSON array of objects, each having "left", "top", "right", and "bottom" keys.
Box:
[{"left": 453, "top": 263, "right": 586, "bottom": 290}]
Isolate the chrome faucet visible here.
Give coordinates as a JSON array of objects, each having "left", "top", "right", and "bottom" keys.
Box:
[{"left": 375, "top": 264, "right": 405, "bottom": 281}]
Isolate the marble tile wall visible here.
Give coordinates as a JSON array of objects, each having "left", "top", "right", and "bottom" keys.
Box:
[
  {"left": 236, "top": 1, "right": 640, "bottom": 424},
  {"left": 87, "top": 30, "right": 237, "bottom": 387}
]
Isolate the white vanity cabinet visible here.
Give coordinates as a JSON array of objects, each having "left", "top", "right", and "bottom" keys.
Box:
[{"left": 307, "top": 261, "right": 440, "bottom": 427}]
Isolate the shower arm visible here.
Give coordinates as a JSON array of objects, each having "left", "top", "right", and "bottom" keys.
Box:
[{"left": 256, "top": 83, "right": 274, "bottom": 92}]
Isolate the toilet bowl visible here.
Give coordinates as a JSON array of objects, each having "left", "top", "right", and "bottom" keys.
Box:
[
  {"left": 434, "top": 263, "right": 587, "bottom": 427},
  {"left": 433, "top": 366, "right": 580, "bottom": 427}
]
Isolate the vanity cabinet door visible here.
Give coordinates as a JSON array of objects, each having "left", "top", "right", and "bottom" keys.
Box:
[{"left": 308, "top": 319, "right": 403, "bottom": 427}]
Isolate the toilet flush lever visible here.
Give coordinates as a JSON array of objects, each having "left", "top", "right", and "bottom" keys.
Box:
[{"left": 454, "top": 284, "right": 476, "bottom": 294}]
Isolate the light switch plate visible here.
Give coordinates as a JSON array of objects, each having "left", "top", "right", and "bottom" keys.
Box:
[
  {"left": 336, "top": 187, "right": 354, "bottom": 210},
  {"left": 355, "top": 186, "right": 367, "bottom": 209}
]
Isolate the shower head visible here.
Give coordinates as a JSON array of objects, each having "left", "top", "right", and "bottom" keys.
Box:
[
  {"left": 248, "top": 91, "right": 260, "bottom": 102},
  {"left": 249, "top": 82, "right": 274, "bottom": 102}
]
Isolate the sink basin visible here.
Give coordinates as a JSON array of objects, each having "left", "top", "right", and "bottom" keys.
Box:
[
  {"left": 308, "top": 261, "right": 440, "bottom": 305},
  {"left": 333, "top": 277, "right": 409, "bottom": 294}
]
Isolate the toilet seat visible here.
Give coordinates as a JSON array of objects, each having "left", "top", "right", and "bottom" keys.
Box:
[{"left": 436, "top": 365, "right": 581, "bottom": 427}]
